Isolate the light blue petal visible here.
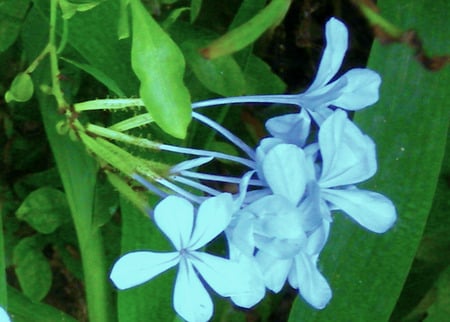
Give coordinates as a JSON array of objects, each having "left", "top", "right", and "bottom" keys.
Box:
[
  {"left": 255, "top": 251, "right": 292, "bottom": 292},
  {"left": 154, "top": 196, "right": 194, "bottom": 250},
  {"left": 322, "top": 187, "right": 397, "bottom": 233},
  {"left": 331, "top": 68, "right": 381, "bottom": 110},
  {"left": 265, "top": 109, "right": 311, "bottom": 146},
  {"left": 110, "top": 251, "right": 179, "bottom": 290},
  {"left": 297, "top": 182, "right": 330, "bottom": 232},
  {"left": 294, "top": 252, "right": 332, "bottom": 309},
  {"left": 191, "top": 252, "right": 262, "bottom": 301},
  {"left": 174, "top": 259, "right": 213, "bottom": 322},
  {"left": 249, "top": 195, "right": 305, "bottom": 238},
  {"left": 227, "top": 210, "right": 256, "bottom": 257},
  {"left": 0, "top": 307, "right": 11, "bottom": 322},
  {"left": 305, "top": 220, "right": 331, "bottom": 255},
  {"left": 319, "top": 110, "right": 377, "bottom": 187},
  {"left": 188, "top": 193, "right": 234, "bottom": 250},
  {"left": 307, "top": 17, "right": 348, "bottom": 92},
  {"left": 262, "top": 144, "right": 307, "bottom": 204},
  {"left": 229, "top": 252, "right": 266, "bottom": 308}
]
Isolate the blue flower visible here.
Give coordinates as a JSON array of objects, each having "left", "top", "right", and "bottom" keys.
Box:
[
  {"left": 316, "top": 110, "right": 397, "bottom": 233},
  {"left": 0, "top": 307, "right": 11, "bottom": 322},
  {"left": 192, "top": 18, "right": 381, "bottom": 129},
  {"left": 110, "top": 194, "right": 258, "bottom": 322}
]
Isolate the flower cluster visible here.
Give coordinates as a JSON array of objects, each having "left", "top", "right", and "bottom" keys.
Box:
[{"left": 110, "top": 18, "right": 396, "bottom": 322}]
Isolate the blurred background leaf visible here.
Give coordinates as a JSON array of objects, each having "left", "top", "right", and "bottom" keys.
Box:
[{"left": 0, "top": 0, "right": 31, "bottom": 53}]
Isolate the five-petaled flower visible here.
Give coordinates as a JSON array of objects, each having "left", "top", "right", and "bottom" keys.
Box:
[{"left": 110, "top": 194, "right": 258, "bottom": 322}]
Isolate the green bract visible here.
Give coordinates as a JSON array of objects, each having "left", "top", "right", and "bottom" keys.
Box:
[
  {"left": 130, "top": 0, "right": 192, "bottom": 139},
  {"left": 5, "top": 72, "right": 34, "bottom": 103}
]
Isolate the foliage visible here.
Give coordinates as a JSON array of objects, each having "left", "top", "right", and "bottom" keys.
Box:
[{"left": 0, "top": 0, "right": 448, "bottom": 321}]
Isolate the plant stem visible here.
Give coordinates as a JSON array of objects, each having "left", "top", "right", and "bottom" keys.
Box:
[
  {"left": 39, "top": 2, "right": 116, "bottom": 321},
  {"left": 0, "top": 198, "right": 7, "bottom": 308}
]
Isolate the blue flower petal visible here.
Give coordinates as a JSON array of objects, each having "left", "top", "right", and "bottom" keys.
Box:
[
  {"left": 331, "top": 68, "right": 381, "bottom": 110},
  {"left": 110, "top": 251, "right": 179, "bottom": 290},
  {"left": 188, "top": 193, "right": 234, "bottom": 250},
  {"left": 262, "top": 144, "right": 308, "bottom": 205},
  {"left": 255, "top": 251, "right": 293, "bottom": 292},
  {"left": 154, "top": 196, "right": 194, "bottom": 249},
  {"left": 265, "top": 109, "right": 311, "bottom": 146},
  {"left": 293, "top": 252, "right": 332, "bottom": 309},
  {"left": 319, "top": 110, "right": 377, "bottom": 187},
  {"left": 308, "top": 18, "right": 348, "bottom": 92},
  {"left": 192, "top": 252, "right": 261, "bottom": 301},
  {"left": 0, "top": 307, "right": 11, "bottom": 322},
  {"left": 174, "top": 259, "right": 213, "bottom": 322},
  {"left": 322, "top": 187, "right": 397, "bottom": 233}
]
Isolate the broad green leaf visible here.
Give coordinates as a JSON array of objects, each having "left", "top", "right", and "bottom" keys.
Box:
[
  {"left": 117, "top": 198, "right": 175, "bottom": 322},
  {"left": 288, "top": 1, "right": 449, "bottom": 321},
  {"left": 13, "top": 168, "right": 62, "bottom": 199},
  {"left": 13, "top": 236, "right": 52, "bottom": 302},
  {"left": 4, "top": 73, "right": 34, "bottom": 103},
  {"left": 425, "top": 265, "right": 450, "bottom": 322},
  {"left": 168, "top": 22, "right": 247, "bottom": 97},
  {"left": 130, "top": 0, "right": 191, "bottom": 139},
  {"left": 200, "top": 0, "right": 291, "bottom": 59},
  {"left": 390, "top": 137, "right": 450, "bottom": 320},
  {"left": 243, "top": 55, "right": 285, "bottom": 95},
  {"left": 16, "top": 187, "right": 70, "bottom": 234},
  {"left": 181, "top": 40, "right": 246, "bottom": 97},
  {"left": 8, "top": 286, "right": 78, "bottom": 322},
  {"left": 0, "top": 0, "right": 30, "bottom": 52}
]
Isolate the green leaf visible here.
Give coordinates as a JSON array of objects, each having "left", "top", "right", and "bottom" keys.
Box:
[
  {"left": 288, "top": 1, "right": 450, "bottom": 321},
  {"left": 13, "top": 236, "right": 52, "bottom": 302},
  {"left": 5, "top": 73, "right": 34, "bottom": 103},
  {"left": 117, "top": 198, "right": 175, "bottom": 322},
  {"left": 243, "top": 54, "right": 285, "bottom": 95},
  {"left": 200, "top": 0, "right": 291, "bottom": 59},
  {"left": 16, "top": 187, "right": 70, "bottom": 234},
  {"left": 60, "top": 57, "right": 126, "bottom": 96},
  {"left": 130, "top": 0, "right": 191, "bottom": 139},
  {"left": 181, "top": 39, "right": 246, "bottom": 97},
  {"left": 8, "top": 286, "right": 78, "bottom": 322},
  {"left": 0, "top": 0, "right": 30, "bottom": 52},
  {"left": 424, "top": 266, "right": 450, "bottom": 322},
  {"left": 59, "top": 0, "right": 103, "bottom": 19},
  {"left": 190, "top": 0, "right": 202, "bottom": 23}
]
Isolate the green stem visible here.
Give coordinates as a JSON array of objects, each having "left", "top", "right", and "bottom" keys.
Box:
[
  {"left": 36, "top": 1, "right": 116, "bottom": 321},
  {"left": 0, "top": 198, "right": 7, "bottom": 308},
  {"left": 49, "top": 0, "right": 69, "bottom": 111}
]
